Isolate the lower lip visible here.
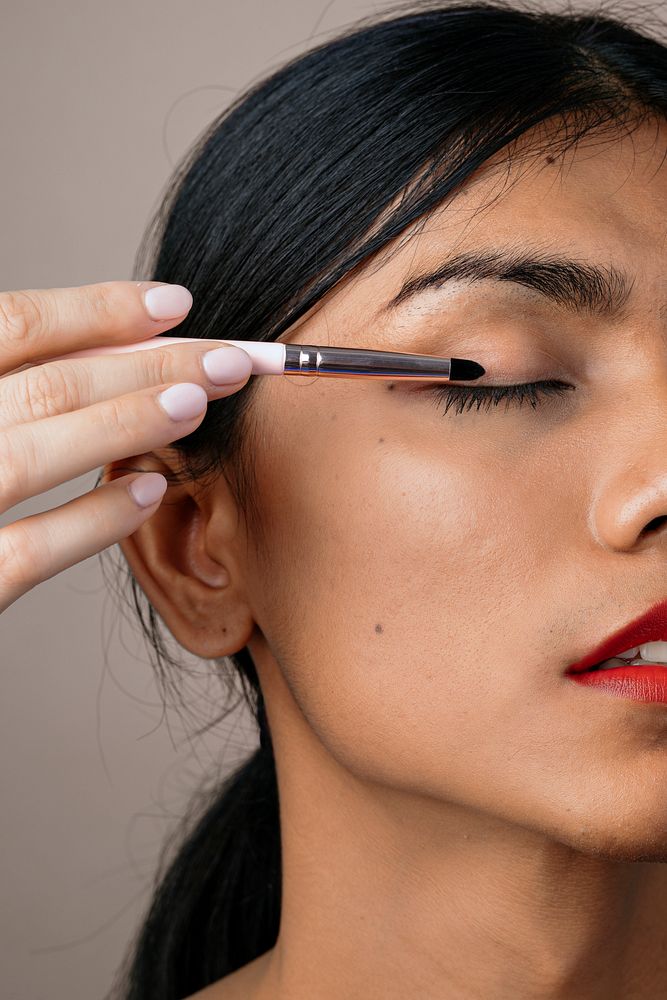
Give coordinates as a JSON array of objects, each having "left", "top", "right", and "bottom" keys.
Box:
[{"left": 567, "top": 665, "right": 667, "bottom": 702}]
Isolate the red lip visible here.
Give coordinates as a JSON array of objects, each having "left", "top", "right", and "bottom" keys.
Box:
[{"left": 565, "top": 598, "right": 667, "bottom": 674}]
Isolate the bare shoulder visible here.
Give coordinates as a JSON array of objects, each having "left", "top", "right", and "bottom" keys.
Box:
[{"left": 184, "top": 951, "right": 273, "bottom": 1000}]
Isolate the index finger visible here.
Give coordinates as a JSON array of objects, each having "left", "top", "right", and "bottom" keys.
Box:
[{"left": 0, "top": 280, "right": 194, "bottom": 375}]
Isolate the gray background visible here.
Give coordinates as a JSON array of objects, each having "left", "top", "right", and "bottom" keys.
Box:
[{"left": 0, "top": 1, "right": 586, "bottom": 998}]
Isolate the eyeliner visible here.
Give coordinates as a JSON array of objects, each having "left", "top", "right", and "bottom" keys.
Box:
[{"left": 49, "top": 335, "right": 486, "bottom": 382}]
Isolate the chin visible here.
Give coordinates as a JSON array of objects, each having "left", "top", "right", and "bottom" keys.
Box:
[{"left": 553, "top": 812, "right": 667, "bottom": 863}]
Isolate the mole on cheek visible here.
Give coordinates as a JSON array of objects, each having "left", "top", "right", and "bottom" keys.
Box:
[{"left": 375, "top": 623, "right": 384, "bottom": 634}]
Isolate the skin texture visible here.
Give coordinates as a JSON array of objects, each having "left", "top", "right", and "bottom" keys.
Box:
[{"left": 110, "top": 117, "right": 667, "bottom": 1000}]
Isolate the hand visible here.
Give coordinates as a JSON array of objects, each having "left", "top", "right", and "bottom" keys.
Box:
[{"left": 0, "top": 280, "right": 253, "bottom": 614}]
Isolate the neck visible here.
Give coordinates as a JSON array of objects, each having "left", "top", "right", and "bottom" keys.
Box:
[{"left": 249, "top": 744, "right": 667, "bottom": 1000}]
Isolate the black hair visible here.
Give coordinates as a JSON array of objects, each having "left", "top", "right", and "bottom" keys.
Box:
[{"left": 104, "top": 1, "right": 667, "bottom": 996}]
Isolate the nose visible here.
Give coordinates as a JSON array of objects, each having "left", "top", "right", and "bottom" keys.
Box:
[{"left": 588, "top": 389, "right": 667, "bottom": 553}]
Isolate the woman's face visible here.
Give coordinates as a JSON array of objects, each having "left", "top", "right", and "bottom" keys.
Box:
[{"left": 192, "top": 119, "right": 667, "bottom": 859}]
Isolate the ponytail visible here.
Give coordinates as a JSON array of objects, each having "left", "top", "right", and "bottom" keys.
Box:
[{"left": 111, "top": 677, "right": 281, "bottom": 999}]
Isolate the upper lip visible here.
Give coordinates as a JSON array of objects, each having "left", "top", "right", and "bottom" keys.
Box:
[{"left": 566, "top": 598, "right": 667, "bottom": 673}]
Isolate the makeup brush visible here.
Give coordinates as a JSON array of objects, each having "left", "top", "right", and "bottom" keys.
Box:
[{"left": 48, "top": 335, "right": 485, "bottom": 382}]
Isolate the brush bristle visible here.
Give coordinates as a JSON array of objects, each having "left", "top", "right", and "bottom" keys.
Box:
[{"left": 449, "top": 358, "right": 485, "bottom": 381}]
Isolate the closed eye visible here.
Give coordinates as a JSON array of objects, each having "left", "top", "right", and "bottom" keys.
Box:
[{"left": 427, "top": 379, "right": 575, "bottom": 416}]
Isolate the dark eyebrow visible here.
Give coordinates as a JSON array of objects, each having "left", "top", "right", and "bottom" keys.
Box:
[{"left": 381, "top": 246, "right": 636, "bottom": 318}]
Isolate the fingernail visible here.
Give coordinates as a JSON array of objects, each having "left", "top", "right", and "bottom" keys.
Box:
[
  {"left": 128, "top": 473, "right": 168, "bottom": 508},
  {"left": 143, "top": 284, "right": 193, "bottom": 320},
  {"left": 158, "top": 383, "right": 208, "bottom": 421},
  {"left": 202, "top": 346, "right": 252, "bottom": 384}
]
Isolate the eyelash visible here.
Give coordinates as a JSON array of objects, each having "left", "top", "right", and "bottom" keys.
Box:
[{"left": 430, "top": 379, "right": 575, "bottom": 416}]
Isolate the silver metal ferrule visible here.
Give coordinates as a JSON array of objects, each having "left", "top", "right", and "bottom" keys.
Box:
[{"left": 283, "top": 344, "right": 453, "bottom": 380}]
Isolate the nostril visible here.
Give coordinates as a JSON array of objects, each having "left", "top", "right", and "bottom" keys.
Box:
[{"left": 644, "top": 514, "right": 667, "bottom": 534}]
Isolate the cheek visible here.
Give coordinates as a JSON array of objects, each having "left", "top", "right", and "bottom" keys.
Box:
[
  {"left": 247, "top": 389, "right": 575, "bottom": 816},
  {"left": 241, "top": 378, "right": 667, "bottom": 857}
]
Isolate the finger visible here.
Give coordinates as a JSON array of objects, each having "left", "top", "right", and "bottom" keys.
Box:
[
  {"left": 0, "top": 379, "right": 233, "bottom": 515},
  {"left": 0, "top": 342, "right": 253, "bottom": 431},
  {"left": 0, "top": 280, "right": 194, "bottom": 374},
  {"left": 0, "top": 471, "right": 168, "bottom": 614}
]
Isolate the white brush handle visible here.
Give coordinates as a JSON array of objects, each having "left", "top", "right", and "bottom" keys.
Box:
[{"left": 47, "top": 336, "right": 287, "bottom": 375}]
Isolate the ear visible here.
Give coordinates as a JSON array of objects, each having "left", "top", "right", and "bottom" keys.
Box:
[{"left": 102, "top": 449, "right": 256, "bottom": 659}]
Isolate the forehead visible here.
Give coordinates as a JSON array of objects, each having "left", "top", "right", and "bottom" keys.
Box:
[{"left": 281, "top": 116, "right": 667, "bottom": 348}]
